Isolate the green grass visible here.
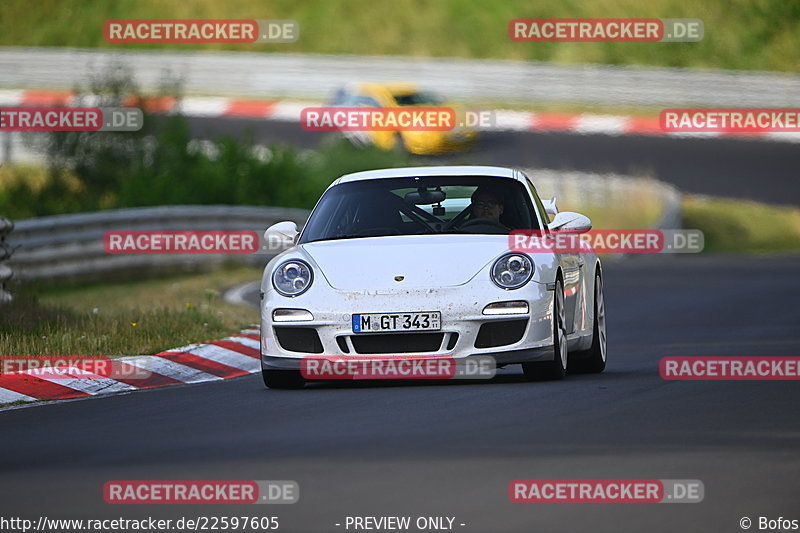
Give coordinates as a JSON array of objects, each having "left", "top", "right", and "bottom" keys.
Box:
[
  {"left": 0, "top": 265, "right": 261, "bottom": 359},
  {"left": 0, "top": 0, "right": 798, "bottom": 72},
  {"left": 683, "top": 195, "right": 800, "bottom": 252}
]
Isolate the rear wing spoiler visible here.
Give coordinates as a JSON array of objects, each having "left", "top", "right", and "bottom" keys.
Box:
[{"left": 543, "top": 197, "right": 558, "bottom": 216}]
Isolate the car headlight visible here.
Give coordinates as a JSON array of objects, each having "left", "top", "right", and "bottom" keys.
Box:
[
  {"left": 272, "top": 259, "right": 313, "bottom": 297},
  {"left": 491, "top": 253, "right": 534, "bottom": 290}
]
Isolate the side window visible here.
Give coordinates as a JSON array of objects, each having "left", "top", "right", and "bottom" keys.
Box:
[
  {"left": 330, "top": 88, "right": 351, "bottom": 106},
  {"left": 356, "top": 96, "right": 381, "bottom": 108}
]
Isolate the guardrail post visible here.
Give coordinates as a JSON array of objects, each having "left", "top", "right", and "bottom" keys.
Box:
[
  {"left": 1, "top": 131, "right": 10, "bottom": 165},
  {"left": 0, "top": 216, "right": 13, "bottom": 303}
]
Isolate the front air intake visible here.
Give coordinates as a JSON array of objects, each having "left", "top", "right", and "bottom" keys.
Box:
[
  {"left": 474, "top": 319, "right": 528, "bottom": 349},
  {"left": 274, "top": 327, "right": 324, "bottom": 353}
]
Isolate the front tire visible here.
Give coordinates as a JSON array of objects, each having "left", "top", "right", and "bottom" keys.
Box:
[
  {"left": 262, "top": 368, "right": 305, "bottom": 389},
  {"left": 522, "top": 278, "right": 567, "bottom": 381},
  {"left": 569, "top": 273, "right": 607, "bottom": 374}
]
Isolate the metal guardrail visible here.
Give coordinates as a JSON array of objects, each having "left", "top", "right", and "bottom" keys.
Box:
[
  {"left": 0, "top": 216, "right": 13, "bottom": 303},
  {"left": 1, "top": 46, "right": 799, "bottom": 107},
  {"left": 6, "top": 205, "right": 309, "bottom": 280}
]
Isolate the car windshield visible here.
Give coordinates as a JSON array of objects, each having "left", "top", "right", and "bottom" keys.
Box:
[
  {"left": 393, "top": 91, "right": 444, "bottom": 106},
  {"left": 299, "top": 176, "right": 540, "bottom": 243}
]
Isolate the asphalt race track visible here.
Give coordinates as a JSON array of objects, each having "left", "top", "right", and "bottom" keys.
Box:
[
  {"left": 186, "top": 116, "right": 800, "bottom": 206},
  {"left": 1, "top": 253, "right": 799, "bottom": 532}
]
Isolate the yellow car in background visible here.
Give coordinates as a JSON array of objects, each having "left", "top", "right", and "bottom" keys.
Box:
[{"left": 327, "top": 82, "right": 478, "bottom": 155}]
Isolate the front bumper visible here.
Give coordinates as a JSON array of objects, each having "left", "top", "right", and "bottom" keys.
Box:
[
  {"left": 261, "top": 281, "right": 556, "bottom": 368},
  {"left": 261, "top": 347, "right": 555, "bottom": 371}
]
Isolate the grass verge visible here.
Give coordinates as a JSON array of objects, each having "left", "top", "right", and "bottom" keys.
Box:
[
  {"left": 1, "top": 0, "right": 798, "bottom": 72},
  {"left": 0, "top": 265, "right": 261, "bottom": 360},
  {"left": 683, "top": 195, "right": 800, "bottom": 252}
]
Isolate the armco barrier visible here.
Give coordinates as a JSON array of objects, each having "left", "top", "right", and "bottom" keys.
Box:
[
  {"left": 1, "top": 47, "right": 799, "bottom": 108},
  {"left": 6, "top": 205, "right": 309, "bottom": 280},
  {"left": 0, "top": 216, "right": 13, "bottom": 302}
]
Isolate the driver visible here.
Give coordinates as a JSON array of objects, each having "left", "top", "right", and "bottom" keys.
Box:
[{"left": 469, "top": 186, "right": 507, "bottom": 225}]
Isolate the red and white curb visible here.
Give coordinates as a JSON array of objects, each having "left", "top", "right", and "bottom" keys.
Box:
[
  {"left": 0, "top": 328, "right": 262, "bottom": 407},
  {"left": 0, "top": 89, "right": 798, "bottom": 143}
]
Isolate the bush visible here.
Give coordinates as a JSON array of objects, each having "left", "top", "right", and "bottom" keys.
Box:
[{"left": 0, "top": 66, "right": 413, "bottom": 219}]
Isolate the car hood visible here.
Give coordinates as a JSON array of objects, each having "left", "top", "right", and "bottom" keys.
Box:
[{"left": 301, "top": 235, "right": 509, "bottom": 291}]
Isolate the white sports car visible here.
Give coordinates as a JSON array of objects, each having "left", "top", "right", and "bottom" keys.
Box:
[{"left": 259, "top": 166, "right": 606, "bottom": 389}]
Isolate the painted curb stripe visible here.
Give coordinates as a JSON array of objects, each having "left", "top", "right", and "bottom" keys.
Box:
[
  {"left": 181, "top": 344, "right": 261, "bottom": 372},
  {"left": 0, "top": 387, "right": 38, "bottom": 403},
  {"left": 107, "top": 360, "right": 184, "bottom": 389},
  {"left": 232, "top": 333, "right": 261, "bottom": 342},
  {"left": 178, "top": 96, "right": 230, "bottom": 117},
  {"left": 0, "top": 327, "right": 264, "bottom": 407},
  {"left": 223, "top": 99, "right": 276, "bottom": 117},
  {"left": 158, "top": 351, "right": 250, "bottom": 379},
  {"left": 116, "top": 355, "right": 221, "bottom": 384},
  {"left": 0, "top": 374, "right": 92, "bottom": 400},
  {"left": 531, "top": 113, "right": 578, "bottom": 131},
  {"left": 2, "top": 89, "right": 798, "bottom": 142},
  {"left": 20, "top": 90, "right": 74, "bottom": 106},
  {"left": 24, "top": 367, "right": 138, "bottom": 395},
  {"left": 574, "top": 114, "right": 627, "bottom": 135},
  {"left": 211, "top": 339, "right": 260, "bottom": 358},
  {"left": 0, "top": 89, "right": 25, "bottom": 106},
  {"left": 623, "top": 116, "right": 662, "bottom": 135}
]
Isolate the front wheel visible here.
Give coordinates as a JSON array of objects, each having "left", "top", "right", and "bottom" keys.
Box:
[
  {"left": 522, "top": 278, "right": 567, "bottom": 381},
  {"left": 262, "top": 368, "right": 305, "bottom": 389},
  {"left": 569, "top": 273, "right": 607, "bottom": 374}
]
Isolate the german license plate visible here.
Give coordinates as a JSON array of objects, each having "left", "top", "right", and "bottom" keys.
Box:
[{"left": 352, "top": 312, "right": 441, "bottom": 333}]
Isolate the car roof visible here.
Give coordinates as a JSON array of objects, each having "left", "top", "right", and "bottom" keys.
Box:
[
  {"left": 353, "top": 82, "right": 420, "bottom": 95},
  {"left": 333, "top": 166, "right": 524, "bottom": 186}
]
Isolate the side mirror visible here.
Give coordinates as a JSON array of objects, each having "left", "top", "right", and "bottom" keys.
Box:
[
  {"left": 264, "top": 221, "right": 299, "bottom": 251},
  {"left": 548, "top": 211, "right": 592, "bottom": 233}
]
